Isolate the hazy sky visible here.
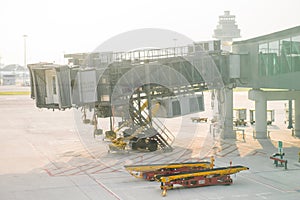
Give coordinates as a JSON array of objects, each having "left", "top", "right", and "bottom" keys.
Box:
[{"left": 1, "top": 0, "right": 300, "bottom": 65}]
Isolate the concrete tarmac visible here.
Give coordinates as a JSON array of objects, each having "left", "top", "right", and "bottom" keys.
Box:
[{"left": 0, "top": 90, "right": 300, "bottom": 200}]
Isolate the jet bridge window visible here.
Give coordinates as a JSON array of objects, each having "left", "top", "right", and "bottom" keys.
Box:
[
  {"left": 258, "top": 41, "right": 280, "bottom": 76},
  {"left": 269, "top": 41, "right": 280, "bottom": 75},
  {"left": 258, "top": 43, "right": 268, "bottom": 76},
  {"left": 280, "top": 38, "right": 292, "bottom": 74},
  {"left": 258, "top": 35, "right": 300, "bottom": 76},
  {"left": 291, "top": 35, "right": 300, "bottom": 72}
]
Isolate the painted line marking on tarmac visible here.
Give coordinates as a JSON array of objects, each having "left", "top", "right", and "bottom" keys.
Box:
[
  {"left": 44, "top": 143, "right": 208, "bottom": 177},
  {"left": 231, "top": 194, "right": 249, "bottom": 198},
  {"left": 87, "top": 173, "right": 122, "bottom": 200},
  {"left": 255, "top": 192, "right": 272, "bottom": 199},
  {"left": 207, "top": 196, "right": 224, "bottom": 200},
  {"left": 50, "top": 161, "right": 98, "bottom": 176},
  {"left": 240, "top": 175, "right": 286, "bottom": 193},
  {"left": 217, "top": 147, "right": 239, "bottom": 157}
]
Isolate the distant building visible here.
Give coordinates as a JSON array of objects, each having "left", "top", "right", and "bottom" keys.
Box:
[
  {"left": 3, "top": 74, "right": 16, "bottom": 85},
  {"left": 213, "top": 11, "right": 241, "bottom": 51},
  {"left": 0, "top": 64, "right": 30, "bottom": 86}
]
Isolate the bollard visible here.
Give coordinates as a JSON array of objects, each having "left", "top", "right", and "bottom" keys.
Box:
[
  {"left": 285, "top": 160, "right": 288, "bottom": 170},
  {"left": 274, "top": 159, "right": 278, "bottom": 167},
  {"left": 292, "top": 129, "right": 295, "bottom": 136}
]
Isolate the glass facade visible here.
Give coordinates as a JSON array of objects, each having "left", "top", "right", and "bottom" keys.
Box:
[{"left": 258, "top": 35, "right": 300, "bottom": 76}]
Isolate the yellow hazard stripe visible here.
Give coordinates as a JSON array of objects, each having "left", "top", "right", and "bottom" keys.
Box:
[
  {"left": 125, "top": 163, "right": 211, "bottom": 172},
  {"left": 160, "top": 167, "right": 249, "bottom": 183},
  {"left": 0, "top": 91, "right": 30, "bottom": 95}
]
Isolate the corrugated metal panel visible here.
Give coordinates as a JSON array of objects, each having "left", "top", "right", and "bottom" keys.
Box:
[
  {"left": 172, "top": 100, "right": 181, "bottom": 116},
  {"left": 33, "top": 69, "right": 47, "bottom": 108},
  {"left": 70, "top": 69, "right": 98, "bottom": 106},
  {"left": 70, "top": 68, "right": 80, "bottom": 106},
  {"left": 56, "top": 66, "right": 72, "bottom": 108},
  {"left": 28, "top": 67, "right": 35, "bottom": 99},
  {"left": 189, "top": 95, "right": 205, "bottom": 113},
  {"left": 78, "top": 69, "right": 98, "bottom": 103}
]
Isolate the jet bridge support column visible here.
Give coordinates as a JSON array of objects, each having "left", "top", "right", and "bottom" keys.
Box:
[
  {"left": 249, "top": 89, "right": 268, "bottom": 139},
  {"left": 295, "top": 98, "right": 300, "bottom": 137},
  {"left": 222, "top": 87, "right": 235, "bottom": 139}
]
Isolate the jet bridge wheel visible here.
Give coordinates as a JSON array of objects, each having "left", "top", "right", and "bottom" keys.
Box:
[
  {"left": 148, "top": 139, "right": 158, "bottom": 152},
  {"left": 131, "top": 138, "right": 158, "bottom": 152}
]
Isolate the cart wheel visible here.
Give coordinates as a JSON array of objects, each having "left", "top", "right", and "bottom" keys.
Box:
[
  {"left": 225, "top": 178, "right": 233, "bottom": 185},
  {"left": 83, "top": 119, "right": 90, "bottom": 124}
]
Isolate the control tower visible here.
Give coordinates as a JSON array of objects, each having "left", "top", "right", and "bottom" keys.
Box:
[{"left": 213, "top": 11, "right": 241, "bottom": 51}]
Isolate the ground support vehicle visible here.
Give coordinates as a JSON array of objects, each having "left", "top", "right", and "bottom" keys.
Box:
[
  {"left": 250, "top": 109, "right": 275, "bottom": 125},
  {"left": 233, "top": 108, "right": 247, "bottom": 126},
  {"left": 124, "top": 161, "right": 211, "bottom": 181},
  {"left": 155, "top": 165, "right": 249, "bottom": 196},
  {"left": 191, "top": 117, "right": 208, "bottom": 123}
]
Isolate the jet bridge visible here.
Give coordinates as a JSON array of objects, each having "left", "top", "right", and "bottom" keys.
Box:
[
  {"left": 29, "top": 42, "right": 226, "bottom": 114},
  {"left": 28, "top": 41, "right": 230, "bottom": 150}
]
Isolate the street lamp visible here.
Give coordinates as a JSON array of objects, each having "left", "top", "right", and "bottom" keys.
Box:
[
  {"left": 23, "top": 35, "right": 27, "bottom": 67},
  {"left": 173, "top": 38, "right": 177, "bottom": 47},
  {"left": 173, "top": 38, "right": 177, "bottom": 56},
  {"left": 23, "top": 35, "right": 27, "bottom": 85}
]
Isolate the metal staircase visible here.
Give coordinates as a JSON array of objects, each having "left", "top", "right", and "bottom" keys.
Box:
[{"left": 126, "top": 97, "right": 174, "bottom": 151}]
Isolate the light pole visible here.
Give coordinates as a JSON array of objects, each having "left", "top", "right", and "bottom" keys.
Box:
[
  {"left": 23, "top": 35, "right": 27, "bottom": 85},
  {"left": 173, "top": 38, "right": 177, "bottom": 56},
  {"left": 173, "top": 38, "right": 177, "bottom": 47}
]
